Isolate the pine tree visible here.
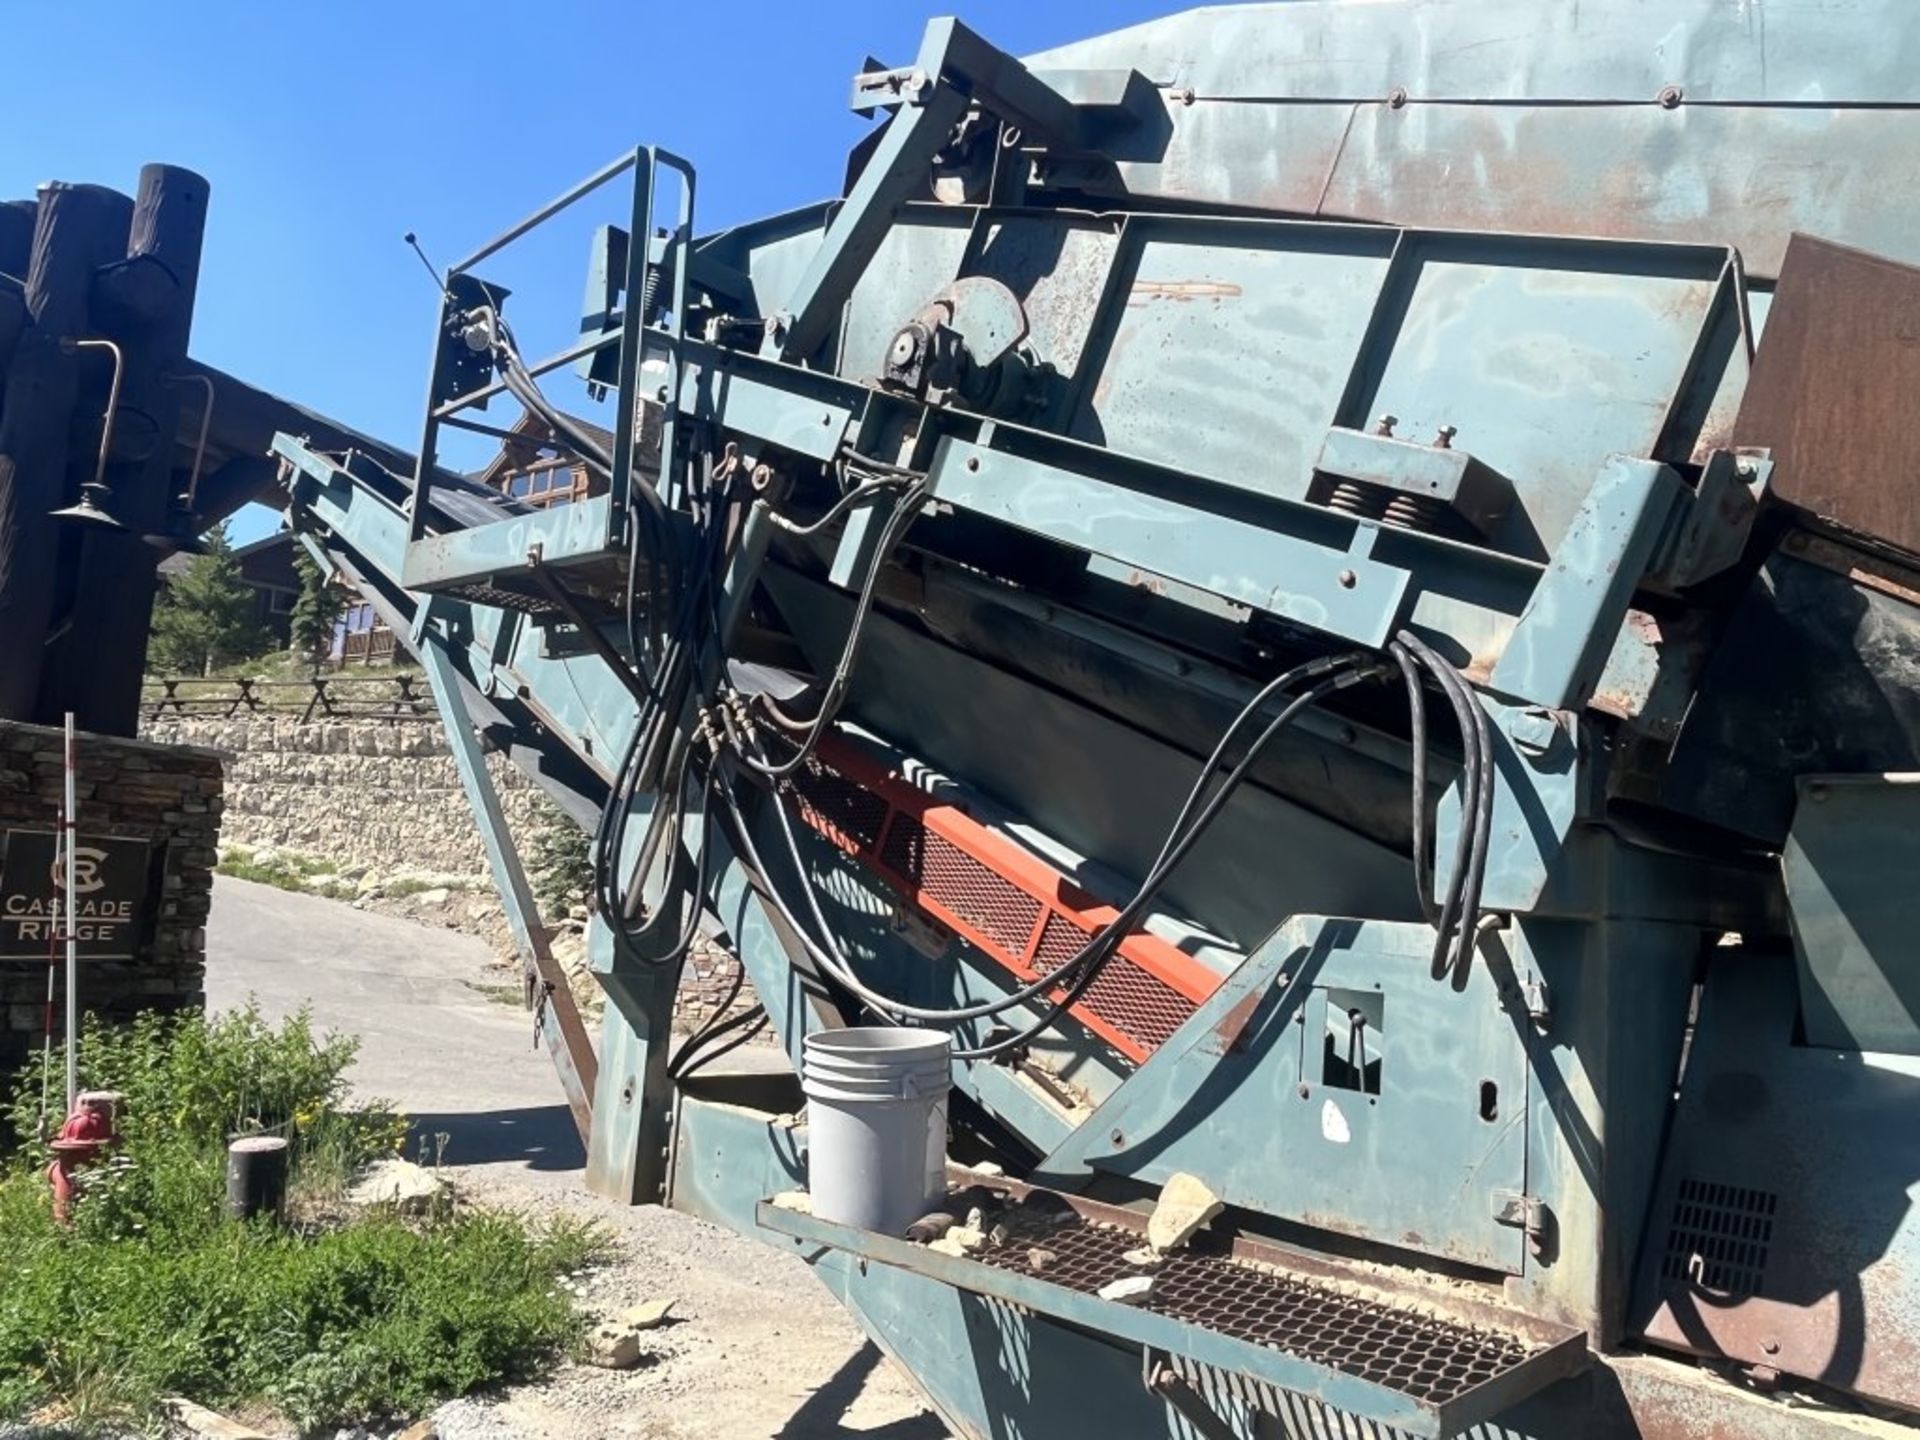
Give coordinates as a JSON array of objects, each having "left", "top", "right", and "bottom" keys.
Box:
[
  {"left": 147, "top": 521, "right": 269, "bottom": 676},
  {"left": 287, "top": 545, "right": 344, "bottom": 671}
]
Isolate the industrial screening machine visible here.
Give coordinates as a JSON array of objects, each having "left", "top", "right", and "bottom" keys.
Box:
[{"left": 276, "top": 3, "right": 1920, "bottom": 1434}]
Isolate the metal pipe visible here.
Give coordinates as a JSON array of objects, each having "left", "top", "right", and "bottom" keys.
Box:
[
  {"left": 451, "top": 150, "right": 638, "bottom": 274},
  {"left": 164, "top": 370, "right": 216, "bottom": 507},
  {"left": 61, "top": 337, "right": 124, "bottom": 491},
  {"left": 62, "top": 712, "right": 76, "bottom": 1112}
]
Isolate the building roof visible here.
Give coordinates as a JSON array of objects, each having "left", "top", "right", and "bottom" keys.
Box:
[
  {"left": 473, "top": 408, "right": 615, "bottom": 488},
  {"left": 157, "top": 529, "right": 296, "bottom": 582}
]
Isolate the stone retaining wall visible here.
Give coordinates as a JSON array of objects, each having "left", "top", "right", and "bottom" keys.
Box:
[
  {"left": 142, "top": 713, "right": 759, "bottom": 1038},
  {"left": 142, "top": 716, "right": 541, "bottom": 884},
  {"left": 1, "top": 722, "right": 221, "bottom": 1077}
]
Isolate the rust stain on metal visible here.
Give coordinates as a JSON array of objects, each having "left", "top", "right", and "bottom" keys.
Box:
[
  {"left": 1127, "top": 279, "right": 1243, "bottom": 306},
  {"left": 1737, "top": 235, "right": 1920, "bottom": 556},
  {"left": 1212, "top": 989, "right": 1262, "bottom": 1053},
  {"left": 1782, "top": 528, "right": 1920, "bottom": 609}
]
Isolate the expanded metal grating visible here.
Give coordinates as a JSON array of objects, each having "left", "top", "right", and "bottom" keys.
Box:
[
  {"left": 879, "top": 812, "right": 1045, "bottom": 956},
  {"left": 794, "top": 758, "right": 891, "bottom": 854},
  {"left": 788, "top": 750, "right": 1219, "bottom": 1062},
  {"left": 1031, "top": 912, "right": 1197, "bottom": 1053},
  {"left": 978, "top": 1203, "right": 1539, "bottom": 1407},
  {"left": 1659, "top": 1178, "right": 1777, "bottom": 1297}
]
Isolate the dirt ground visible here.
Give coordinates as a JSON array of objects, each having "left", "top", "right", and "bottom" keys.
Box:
[{"left": 205, "top": 876, "right": 946, "bottom": 1440}]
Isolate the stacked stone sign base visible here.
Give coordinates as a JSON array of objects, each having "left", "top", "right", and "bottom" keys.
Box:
[{"left": 0, "top": 721, "right": 221, "bottom": 1079}]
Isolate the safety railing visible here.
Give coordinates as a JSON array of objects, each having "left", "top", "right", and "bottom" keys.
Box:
[
  {"left": 140, "top": 674, "right": 436, "bottom": 724},
  {"left": 406, "top": 145, "right": 696, "bottom": 575}
]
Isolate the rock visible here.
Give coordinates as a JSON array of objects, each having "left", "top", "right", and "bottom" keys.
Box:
[
  {"left": 161, "top": 1398, "right": 272, "bottom": 1439},
  {"left": 415, "top": 887, "right": 452, "bottom": 907},
  {"left": 988, "top": 1223, "right": 1011, "bottom": 1247},
  {"left": 948, "top": 1225, "right": 986, "bottom": 1252},
  {"left": 347, "top": 1159, "right": 447, "bottom": 1214},
  {"left": 623, "top": 1298, "right": 675, "bottom": 1330},
  {"left": 1146, "top": 1171, "right": 1223, "bottom": 1254},
  {"left": 1098, "top": 1275, "right": 1155, "bottom": 1306},
  {"left": 769, "top": 1190, "right": 813, "bottom": 1214},
  {"left": 587, "top": 1321, "right": 643, "bottom": 1370},
  {"left": 965, "top": 1206, "right": 986, "bottom": 1232},
  {"left": 906, "top": 1212, "right": 955, "bottom": 1243},
  {"left": 393, "top": 1421, "right": 438, "bottom": 1440},
  {"left": 927, "top": 1234, "right": 969, "bottom": 1259},
  {"left": 970, "top": 1160, "right": 1004, "bottom": 1177},
  {"left": 1122, "top": 1245, "right": 1167, "bottom": 1269},
  {"left": 1026, "top": 1247, "right": 1057, "bottom": 1272}
]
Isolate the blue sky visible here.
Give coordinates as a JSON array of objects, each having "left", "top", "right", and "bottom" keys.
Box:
[{"left": 3, "top": 1, "right": 1177, "bottom": 543}]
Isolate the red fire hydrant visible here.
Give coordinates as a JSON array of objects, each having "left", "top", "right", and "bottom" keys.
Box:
[{"left": 46, "top": 1090, "right": 122, "bottom": 1225}]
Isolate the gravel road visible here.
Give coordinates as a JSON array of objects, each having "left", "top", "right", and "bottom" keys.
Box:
[{"left": 206, "top": 876, "right": 946, "bottom": 1440}]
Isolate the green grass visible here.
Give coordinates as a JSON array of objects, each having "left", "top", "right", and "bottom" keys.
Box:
[
  {"left": 462, "top": 980, "right": 524, "bottom": 1009},
  {"left": 0, "top": 1008, "right": 601, "bottom": 1435},
  {"left": 216, "top": 848, "right": 356, "bottom": 901}
]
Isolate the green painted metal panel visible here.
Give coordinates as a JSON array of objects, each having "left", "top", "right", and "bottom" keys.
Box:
[{"left": 1785, "top": 773, "right": 1920, "bottom": 1056}]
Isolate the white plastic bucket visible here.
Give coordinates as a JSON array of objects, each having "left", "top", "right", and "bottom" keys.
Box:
[{"left": 803, "top": 1027, "right": 951, "bottom": 1235}]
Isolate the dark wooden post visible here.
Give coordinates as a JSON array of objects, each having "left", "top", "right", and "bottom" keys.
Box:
[
  {"left": 0, "top": 183, "right": 132, "bottom": 722},
  {"left": 0, "top": 201, "right": 34, "bottom": 383},
  {"left": 0, "top": 201, "right": 33, "bottom": 276},
  {"left": 41, "top": 165, "right": 209, "bottom": 734}
]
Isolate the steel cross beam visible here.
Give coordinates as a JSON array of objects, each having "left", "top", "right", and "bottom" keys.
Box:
[{"left": 771, "top": 17, "right": 1081, "bottom": 365}]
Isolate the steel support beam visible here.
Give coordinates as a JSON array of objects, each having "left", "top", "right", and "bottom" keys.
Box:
[{"left": 419, "top": 624, "right": 598, "bottom": 1144}]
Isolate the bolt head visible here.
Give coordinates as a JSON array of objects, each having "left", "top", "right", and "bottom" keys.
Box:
[
  {"left": 1508, "top": 707, "right": 1561, "bottom": 756},
  {"left": 1337, "top": 569, "right": 1357, "bottom": 589}
]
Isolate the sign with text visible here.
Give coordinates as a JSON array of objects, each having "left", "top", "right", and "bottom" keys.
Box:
[{"left": 0, "top": 830, "right": 153, "bottom": 960}]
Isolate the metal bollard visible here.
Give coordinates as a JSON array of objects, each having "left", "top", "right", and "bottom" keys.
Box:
[{"left": 225, "top": 1135, "right": 290, "bottom": 1221}]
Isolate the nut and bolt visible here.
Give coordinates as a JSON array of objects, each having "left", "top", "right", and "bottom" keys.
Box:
[
  {"left": 1434, "top": 423, "right": 1457, "bottom": 449},
  {"left": 1657, "top": 84, "right": 1684, "bottom": 108},
  {"left": 1508, "top": 707, "right": 1562, "bottom": 757},
  {"left": 1386, "top": 86, "right": 1409, "bottom": 109},
  {"left": 1374, "top": 412, "right": 1398, "bottom": 436}
]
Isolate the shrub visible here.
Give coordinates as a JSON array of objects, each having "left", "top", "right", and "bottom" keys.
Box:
[
  {"left": 0, "top": 1008, "right": 599, "bottom": 1434},
  {"left": 525, "top": 800, "right": 592, "bottom": 922}
]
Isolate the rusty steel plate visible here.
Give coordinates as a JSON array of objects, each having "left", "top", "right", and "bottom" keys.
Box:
[{"left": 1736, "top": 234, "right": 1920, "bottom": 557}]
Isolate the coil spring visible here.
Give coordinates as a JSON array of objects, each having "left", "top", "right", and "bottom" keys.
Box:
[
  {"left": 1325, "top": 480, "right": 1388, "bottom": 519},
  {"left": 1382, "top": 492, "right": 1449, "bottom": 533}
]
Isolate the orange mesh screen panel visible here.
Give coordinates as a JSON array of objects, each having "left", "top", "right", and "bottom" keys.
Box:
[{"left": 787, "top": 736, "right": 1220, "bottom": 1063}]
